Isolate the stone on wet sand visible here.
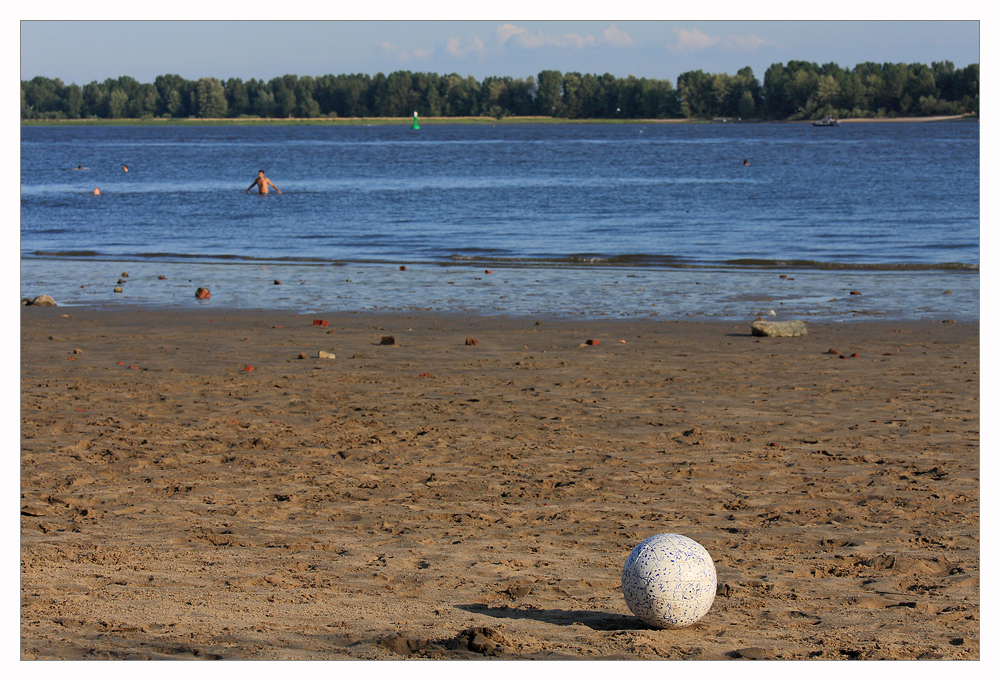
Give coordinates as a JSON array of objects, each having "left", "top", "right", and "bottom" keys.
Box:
[
  {"left": 751, "top": 320, "right": 808, "bottom": 337},
  {"left": 22, "top": 295, "right": 58, "bottom": 307}
]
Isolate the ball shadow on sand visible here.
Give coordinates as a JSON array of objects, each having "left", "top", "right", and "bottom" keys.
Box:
[{"left": 456, "top": 603, "right": 655, "bottom": 631}]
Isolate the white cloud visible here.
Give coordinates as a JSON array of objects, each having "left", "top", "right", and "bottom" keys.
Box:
[
  {"left": 667, "top": 28, "right": 780, "bottom": 55},
  {"left": 667, "top": 28, "right": 720, "bottom": 54},
  {"left": 378, "top": 41, "right": 432, "bottom": 63},
  {"left": 601, "top": 23, "right": 634, "bottom": 48},
  {"left": 497, "top": 23, "right": 525, "bottom": 47},
  {"left": 722, "top": 34, "right": 781, "bottom": 51},
  {"left": 496, "top": 23, "right": 634, "bottom": 50},
  {"left": 445, "top": 34, "right": 487, "bottom": 59}
]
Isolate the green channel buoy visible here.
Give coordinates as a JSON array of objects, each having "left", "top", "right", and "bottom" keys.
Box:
[{"left": 411, "top": 111, "right": 420, "bottom": 130}]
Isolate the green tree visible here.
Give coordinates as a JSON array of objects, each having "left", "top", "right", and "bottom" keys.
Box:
[
  {"left": 731, "top": 67, "right": 761, "bottom": 118},
  {"left": 18, "top": 62, "right": 978, "bottom": 122},
  {"left": 535, "top": 70, "right": 562, "bottom": 116},
  {"left": 325, "top": 74, "right": 371, "bottom": 117},
  {"left": 560, "top": 72, "right": 583, "bottom": 117},
  {"left": 225, "top": 78, "right": 250, "bottom": 116},
  {"left": 195, "top": 77, "right": 228, "bottom": 118},
  {"left": 481, "top": 76, "right": 510, "bottom": 118},
  {"left": 252, "top": 84, "right": 276, "bottom": 117},
  {"left": 762, "top": 63, "right": 792, "bottom": 118},
  {"left": 738, "top": 90, "right": 756, "bottom": 118},
  {"left": 270, "top": 75, "right": 298, "bottom": 118},
  {"left": 787, "top": 65, "right": 820, "bottom": 116},
  {"left": 154, "top": 74, "right": 188, "bottom": 117},
  {"left": 108, "top": 87, "right": 128, "bottom": 118},
  {"left": 677, "top": 70, "right": 715, "bottom": 118},
  {"left": 932, "top": 61, "right": 956, "bottom": 100},
  {"left": 815, "top": 74, "right": 841, "bottom": 108},
  {"left": 420, "top": 74, "right": 443, "bottom": 117},
  {"left": 162, "top": 89, "right": 182, "bottom": 117},
  {"left": 440, "top": 74, "right": 479, "bottom": 116},
  {"left": 294, "top": 76, "right": 320, "bottom": 117},
  {"left": 129, "top": 83, "right": 159, "bottom": 118},
  {"left": 65, "top": 83, "right": 83, "bottom": 118}
]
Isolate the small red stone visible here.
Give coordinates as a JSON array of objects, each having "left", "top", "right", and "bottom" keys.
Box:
[
  {"left": 242, "top": 365, "right": 254, "bottom": 372},
  {"left": 465, "top": 338, "right": 479, "bottom": 346},
  {"left": 380, "top": 336, "right": 396, "bottom": 345},
  {"left": 195, "top": 287, "right": 210, "bottom": 299},
  {"left": 585, "top": 339, "right": 600, "bottom": 345},
  {"left": 313, "top": 319, "right": 329, "bottom": 327},
  {"left": 849, "top": 291, "right": 862, "bottom": 296},
  {"left": 298, "top": 353, "right": 307, "bottom": 359},
  {"left": 850, "top": 352, "right": 860, "bottom": 358}
]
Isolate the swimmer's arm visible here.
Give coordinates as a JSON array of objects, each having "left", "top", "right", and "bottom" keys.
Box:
[{"left": 267, "top": 179, "right": 282, "bottom": 194}]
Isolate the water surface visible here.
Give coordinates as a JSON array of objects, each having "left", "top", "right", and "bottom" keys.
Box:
[{"left": 20, "top": 121, "right": 979, "bottom": 320}]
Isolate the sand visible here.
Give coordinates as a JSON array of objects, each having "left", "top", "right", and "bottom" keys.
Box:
[{"left": 20, "top": 307, "right": 979, "bottom": 660}]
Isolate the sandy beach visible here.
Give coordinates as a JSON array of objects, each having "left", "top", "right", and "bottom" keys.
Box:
[{"left": 20, "top": 307, "right": 979, "bottom": 660}]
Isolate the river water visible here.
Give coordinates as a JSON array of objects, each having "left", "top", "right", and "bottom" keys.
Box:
[{"left": 20, "top": 121, "right": 979, "bottom": 320}]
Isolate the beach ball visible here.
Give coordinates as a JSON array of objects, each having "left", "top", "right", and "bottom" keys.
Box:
[{"left": 621, "top": 533, "right": 717, "bottom": 628}]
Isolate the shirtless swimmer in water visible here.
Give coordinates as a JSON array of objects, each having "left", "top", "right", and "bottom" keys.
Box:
[{"left": 246, "top": 169, "right": 281, "bottom": 195}]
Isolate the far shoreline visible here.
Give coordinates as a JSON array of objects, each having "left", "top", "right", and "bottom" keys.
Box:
[{"left": 20, "top": 114, "right": 978, "bottom": 127}]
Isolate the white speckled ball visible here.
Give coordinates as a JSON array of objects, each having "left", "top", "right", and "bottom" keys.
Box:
[{"left": 621, "top": 533, "right": 717, "bottom": 628}]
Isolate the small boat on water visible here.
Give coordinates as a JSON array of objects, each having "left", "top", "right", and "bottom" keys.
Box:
[{"left": 813, "top": 115, "right": 840, "bottom": 127}]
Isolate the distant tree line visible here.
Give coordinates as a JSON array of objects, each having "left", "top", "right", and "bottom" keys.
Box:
[{"left": 21, "top": 61, "right": 978, "bottom": 121}]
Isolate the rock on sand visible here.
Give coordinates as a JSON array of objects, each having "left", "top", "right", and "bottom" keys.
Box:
[
  {"left": 22, "top": 295, "right": 57, "bottom": 307},
  {"left": 751, "top": 320, "right": 808, "bottom": 337}
]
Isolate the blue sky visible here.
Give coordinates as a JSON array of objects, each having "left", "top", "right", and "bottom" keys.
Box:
[{"left": 19, "top": 16, "right": 980, "bottom": 86}]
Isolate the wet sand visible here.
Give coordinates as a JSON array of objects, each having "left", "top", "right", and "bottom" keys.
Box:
[{"left": 20, "top": 307, "right": 979, "bottom": 660}]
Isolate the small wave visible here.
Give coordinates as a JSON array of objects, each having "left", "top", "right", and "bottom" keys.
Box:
[
  {"left": 28, "top": 250, "right": 341, "bottom": 266},
  {"left": 25, "top": 249, "right": 978, "bottom": 274},
  {"left": 445, "top": 253, "right": 980, "bottom": 272},
  {"left": 32, "top": 249, "right": 101, "bottom": 257},
  {"left": 722, "top": 259, "right": 979, "bottom": 272}
]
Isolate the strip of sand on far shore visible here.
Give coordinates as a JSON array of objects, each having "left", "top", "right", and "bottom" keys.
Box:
[{"left": 20, "top": 307, "right": 979, "bottom": 660}]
